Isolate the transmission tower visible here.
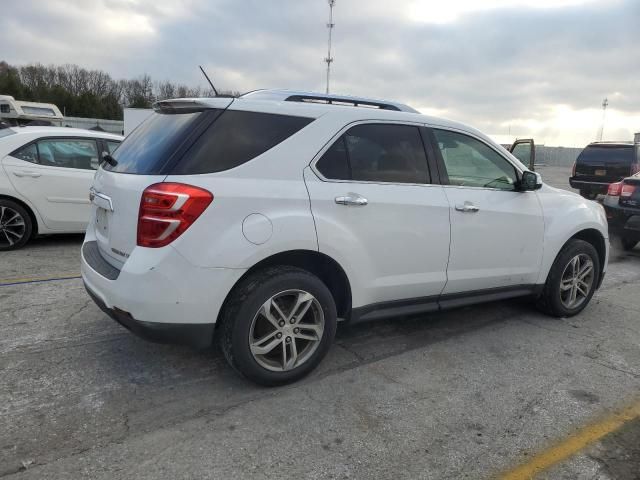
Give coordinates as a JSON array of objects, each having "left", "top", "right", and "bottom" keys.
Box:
[
  {"left": 597, "top": 97, "right": 608, "bottom": 141},
  {"left": 324, "top": 0, "right": 335, "bottom": 94}
]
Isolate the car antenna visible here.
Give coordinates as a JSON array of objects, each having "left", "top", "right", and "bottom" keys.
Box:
[{"left": 199, "top": 65, "right": 219, "bottom": 97}]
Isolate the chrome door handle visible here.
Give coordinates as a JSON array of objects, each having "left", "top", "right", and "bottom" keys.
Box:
[
  {"left": 13, "top": 171, "right": 41, "bottom": 178},
  {"left": 335, "top": 194, "right": 368, "bottom": 206},
  {"left": 455, "top": 202, "right": 479, "bottom": 213}
]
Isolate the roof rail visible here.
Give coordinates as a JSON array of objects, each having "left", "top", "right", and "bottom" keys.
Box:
[{"left": 240, "top": 89, "right": 419, "bottom": 113}]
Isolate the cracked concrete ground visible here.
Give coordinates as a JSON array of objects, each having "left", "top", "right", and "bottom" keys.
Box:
[{"left": 1, "top": 167, "right": 639, "bottom": 479}]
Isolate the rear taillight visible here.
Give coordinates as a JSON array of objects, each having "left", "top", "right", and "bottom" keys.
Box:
[
  {"left": 621, "top": 184, "right": 636, "bottom": 198},
  {"left": 607, "top": 181, "right": 623, "bottom": 196},
  {"left": 137, "top": 183, "right": 213, "bottom": 248},
  {"left": 571, "top": 161, "right": 577, "bottom": 177}
]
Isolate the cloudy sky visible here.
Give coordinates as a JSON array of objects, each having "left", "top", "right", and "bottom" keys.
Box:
[{"left": 3, "top": 0, "right": 639, "bottom": 146}]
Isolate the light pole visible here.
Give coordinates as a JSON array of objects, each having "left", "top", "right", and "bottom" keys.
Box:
[
  {"left": 597, "top": 97, "right": 608, "bottom": 141},
  {"left": 324, "top": 0, "right": 335, "bottom": 94}
]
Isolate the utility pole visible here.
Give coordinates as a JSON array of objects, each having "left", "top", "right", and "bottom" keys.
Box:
[
  {"left": 324, "top": 0, "right": 335, "bottom": 94},
  {"left": 597, "top": 97, "right": 608, "bottom": 141}
]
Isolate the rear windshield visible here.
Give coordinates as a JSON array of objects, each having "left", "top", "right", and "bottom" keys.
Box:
[
  {"left": 577, "top": 145, "right": 634, "bottom": 165},
  {"left": 104, "top": 109, "right": 313, "bottom": 175}
]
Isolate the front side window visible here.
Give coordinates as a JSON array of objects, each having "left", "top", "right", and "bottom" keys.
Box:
[
  {"left": 315, "top": 123, "right": 430, "bottom": 184},
  {"left": 433, "top": 129, "right": 517, "bottom": 190},
  {"left": 37, "top": 139, "right": 100, "bottom": 170}
]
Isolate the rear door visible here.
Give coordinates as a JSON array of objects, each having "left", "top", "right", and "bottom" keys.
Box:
[
  {"left": 2, "top": 137, "right": 100, "bottom": 231},
  {"left": 305, "top": 122, "right": 451, "bottom": 308},
  {"left": 429, "top": 128, "right": 544, "bottom": 294}
]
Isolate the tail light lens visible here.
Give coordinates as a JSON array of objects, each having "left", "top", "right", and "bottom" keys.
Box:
[
  {"left": 571, "top": 161, "right": 577, "bottom": 177},
  {"left": 137, "top": 183, "right": 213, "bottom": 248},
  {"left": 607, "top": 181, "right": 623, "bottom": 196},
  {"left": 621, "top": 184, "right": 636, "bottom": 198}
]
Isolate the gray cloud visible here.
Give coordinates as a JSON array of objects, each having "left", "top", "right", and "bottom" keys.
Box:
[{"left": 2, "top": 0, "right": 639, "bottom": 145}]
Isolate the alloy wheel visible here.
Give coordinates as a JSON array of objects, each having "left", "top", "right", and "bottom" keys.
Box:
[
  {"left": 559, "top": 253, "right": 595, "bottom": 309},
  {"left": 249, "top": 289, "right": 325, "bottom": 372},
  {"left": 0, "top": 206, "right": 26, "bottom": 248}
]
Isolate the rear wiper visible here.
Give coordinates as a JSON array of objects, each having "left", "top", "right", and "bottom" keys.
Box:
[{"left": 101, "top": 152, "right": 118, "bottom": 167}]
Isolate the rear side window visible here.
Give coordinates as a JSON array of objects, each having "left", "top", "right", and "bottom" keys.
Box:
[
  {"left": 173, "top": 111, "right": 313, "bottom": 175},
  {"left": 104, "top": 112, "right": 204, "bottom": 174},
  {"left": 316, "top": 123, "right": 430, "bottom": 184},
  {"left": 577, "top": 146, "right": 634, "bottom": 164}
]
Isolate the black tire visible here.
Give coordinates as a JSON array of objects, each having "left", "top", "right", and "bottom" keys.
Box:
[
  {"left": 620, "top": 236, "right": 638, "bottom": 251},
  {"left": 219, "top": 266, "right": 337, "bottom": 386},
  {"left": 537, "top": 239, "right": 600, "bottom": 317},
  {"left": 0, "top": 199, "right": 32, "bottom": 251},
  {"left": 579, "top": 190, "right": 597, "bottom": 200}
]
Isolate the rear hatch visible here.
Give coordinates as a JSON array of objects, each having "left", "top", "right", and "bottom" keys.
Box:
[
  {"left": 574, "top": 144, "right": 635, "bottom": 182},
  {"left": 91, "top": 98, "right": 233, "bottom": 268}
]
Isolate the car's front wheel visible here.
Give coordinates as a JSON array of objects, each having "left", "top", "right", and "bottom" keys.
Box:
[
  {"left": 0, "top": 199, "right": 32, "bottom": 251},
  {"left": 219, "top": 266, "right": 337, "bottom": 386},
  {"left": 538, "top": 239, "right": 600, "bottom": 317}
]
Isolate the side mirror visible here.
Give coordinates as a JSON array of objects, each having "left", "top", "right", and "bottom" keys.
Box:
[
  {"left": 520, "top": 170, "right": 542, "bottom": 191},
  {"left": 509, "top": 138, "right": 535, "bottom": 171}
]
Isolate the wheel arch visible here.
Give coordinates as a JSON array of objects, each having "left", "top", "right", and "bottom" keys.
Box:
[
  {"left": 216, "top": 249, "right": 352, "bottom": 326},
  {"left": 0, "top": 194, "right": 39, "bottom": 238}
]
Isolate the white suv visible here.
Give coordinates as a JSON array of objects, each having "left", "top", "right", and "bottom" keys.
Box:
[{"left": 81, "top": 90, "right": 609, "bottom": 385}]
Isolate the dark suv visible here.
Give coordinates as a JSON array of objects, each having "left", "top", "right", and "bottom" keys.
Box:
[
  {"left": 604, "top": 173, "right": 640, "bottom": 251},
  {"left": 570, "top": 141, "right": 640, "bottom": 199}
]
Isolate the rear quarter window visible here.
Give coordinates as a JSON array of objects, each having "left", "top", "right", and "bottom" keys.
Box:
[{"left": 172, "top": 110, "right": 313, "bottom": 175}]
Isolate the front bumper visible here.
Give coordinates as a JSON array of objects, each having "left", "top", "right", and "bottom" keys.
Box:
[{"left": 85, "top": 283, "right": 214, "bottom": 348}]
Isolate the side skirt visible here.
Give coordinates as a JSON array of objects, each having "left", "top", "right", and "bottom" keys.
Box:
[{"left": 350, "top": 284, "right": 544, "bottom": 324}]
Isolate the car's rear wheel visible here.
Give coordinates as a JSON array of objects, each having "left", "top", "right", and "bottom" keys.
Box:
[
  {"left": 0, "top": 199, "right": 32, "bottom": 251},
  {"left": 620, "top": 236, "right": 638, "bottom": 251},
  {"left": 538, "top": 239, "right": 600, "bottom": 317},
  {"left": 219, "top": 266, "right": 337, "bottom": 386}
]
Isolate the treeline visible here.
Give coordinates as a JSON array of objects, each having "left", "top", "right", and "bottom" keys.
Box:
[{"left": 0, "top": 61, "right": 236, "bottom": 120}]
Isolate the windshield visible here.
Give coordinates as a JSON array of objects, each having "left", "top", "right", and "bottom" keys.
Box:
[{"left": 0, "top": 127, "right": 16, "bottom": 139}]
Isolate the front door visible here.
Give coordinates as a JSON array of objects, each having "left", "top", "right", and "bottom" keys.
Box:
[
  {"left": 305, "top": 122, "right": 451, "bottom": 309},
  {"left": 429, "top": 128, "right": 544, "bottom": 294}
]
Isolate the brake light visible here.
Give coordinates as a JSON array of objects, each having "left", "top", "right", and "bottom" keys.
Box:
[
  {"left": 571, "top": 161, "right": 576, "bottom": 177},
  {"left": 607, "top": 181, "right": 623, "bottom": 196},
  {"left": 137, "top": 183, "right": 213, "bottom": 248},
  {"left": 621, "top": 184, "right": 636, "bottom": 198}
]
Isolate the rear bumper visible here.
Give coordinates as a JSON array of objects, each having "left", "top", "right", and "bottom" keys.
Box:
[
  {"left": 85, "top": 283, "right": 214, "bottom": 348},
  {"left": 569, "top": 178, "right": 610, "bottom": 193},
  {"left": 81, "top": 239, "right": 246, "bottom": 343}
]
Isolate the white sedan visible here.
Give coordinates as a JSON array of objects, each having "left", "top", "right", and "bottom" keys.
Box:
[{"left": 0, "top": 126, "right": 122, "bottom": 250}]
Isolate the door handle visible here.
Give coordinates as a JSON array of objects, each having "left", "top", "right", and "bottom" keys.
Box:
[
  {"left": 13, "top": 171, "right": 41, "bottom": 178},
  {"left": 455, "top": 202, "right": 479, "bottom": 213},
  {"left": 335, "top": 194, "right": 368, "bottom": 206}
]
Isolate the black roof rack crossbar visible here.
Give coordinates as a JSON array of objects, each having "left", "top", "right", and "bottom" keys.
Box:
[{"left": 284, "top": 95, "right": 402, "bottom": 111}]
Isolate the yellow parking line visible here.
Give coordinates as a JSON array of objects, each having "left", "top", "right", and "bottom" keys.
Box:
[{"left": 498, "top": 400, "right": 640, "bottom": 479}]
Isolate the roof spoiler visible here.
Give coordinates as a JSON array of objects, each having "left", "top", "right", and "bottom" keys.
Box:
[{"left": 153, "top": 97, "right": 234, "bottom": 114}]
